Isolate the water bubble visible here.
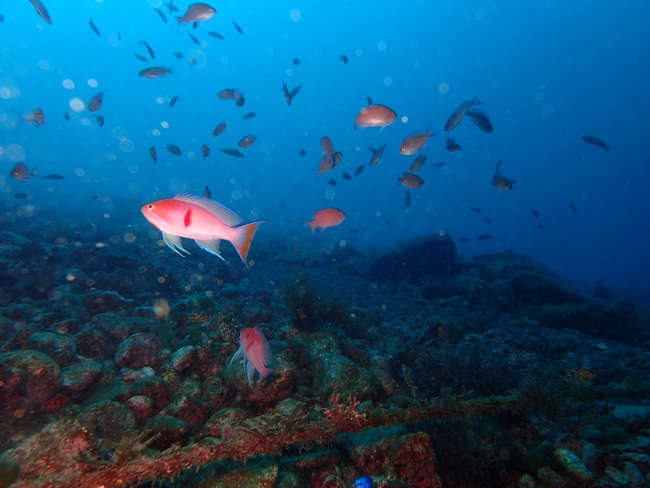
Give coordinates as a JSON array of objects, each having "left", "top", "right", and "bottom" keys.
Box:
[
  {"left": 69, "top": 97, "right": 85, "bottom": 112},
  {"left": 161, "top": 121, "right": 169, "bottom": 129},
  {"left": 152, "top": 129, "right": 161, "bottom": 136},
  {"left": 535, "top": 92, "right": 544, "bottom": 101},
  {"left": 5, "top": 144, "right": 26, "bottom": 161},
  {"left": 378, "top": 41, "right": 387, "bottom": 51},
  {"left": 17, "top": 205, "right": 34, "bottom": 218},
  {"left": 188, "top": 152, "right": 195, "bottom": 159},
  {"left": 148, "top": 0, "right": 162, "bottom": 7},
  {"left": 476, "top": 10, "right": 486, "bottom": 20},
  {"left": 0, "top": 77, "right": 20, "bottom": 99},
  {"left": 383, "top": 76, "right": 393, "bottom": 86},
  {"left": 124, "top": 233, "right": 136, "bottom": 243},
  {"left": 438, "top": 82, "right": 449, "bottom": 94},
  {"left": 155, "top": 97, "right": 165, "bottom": 105},
  {"left": 106, "top": 153, "right": 117, "bottom": 161},
  {"left": 38, "top": 59, "right": 51, "bottom": 70},
  {"left": 325, "top": 190, "right": 335, "bottom": 200},
  {"left": 540, "top": 105, "right": 554, "bottom": 117},
  {"left": 0, "top": 146, "right": 4, "bottom": 156},
  {"left": 15, "top": 65, "right": 29, "bottom": 76},
  {"left": 265, "top": 48, "right": 274, "bottom": 58},
  {"left": 119, "top": 139, "right": 135, "bottom": 152},
  {"left": 107, "top": 33, "right": 121, "bottom": 47},
  {"left": 188, "top": 49, "right": 207, "bottom": 68},
  {"left": 401, "top": 116, "right": 408, "bottom": 123},
  {"left": 128, "top": 165, "right": 138, "bottom": 174},
  {"left": 80, "top": 118, "right": 92, "bottom": 126},
  {"left": 74, "top": 168, "right": 85, "bottom": 176},
  {"left": 231, "top": 190, "right": 243, "bottom": 200},
  {"left": 230, "top": 179, "right": 237, "bottom": 185},
  {"left": 221, "top": 56, "right": 230, "bottom": 64},
  {"left": 286, "top": 68, "right": 293, "bottom": 76},
  {"left": 426, "top": 205, "right": 434, "bottom": 213},
  {"left": 356, "top": 49, "right": 363, "bottom": 56},
  {"left": 414, "top": 62, "right": 420, "bottom": 69},
  {"left": 62, "top": 79, "right": 75, "bottom": 89},
  {"left": 88, "top": 78, "right": 98, "bottom": 88},
  {"left": 290, "top": 9, "right": 301, "bottom": 22},
  {"left": 112, "top": 127, "right": 128, "bottom": 141}
]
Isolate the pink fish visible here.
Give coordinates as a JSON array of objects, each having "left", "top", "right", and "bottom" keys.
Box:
[
  {"left": 229, "top": 327, "right": 274, "bottom": 387},
  {"left": 140, "top": 193, "right": 265, "bottom": 268}
]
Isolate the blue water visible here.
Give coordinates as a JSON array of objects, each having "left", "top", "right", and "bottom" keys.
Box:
[{"left": 1, "top": 0, "right": 649, "bottom": 295}]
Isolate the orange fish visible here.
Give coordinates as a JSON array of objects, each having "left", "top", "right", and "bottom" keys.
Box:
[
  {"left": 141, "top": 193, "right": 265, "bottom": 268},
  {"left": 304, "top": 208, "right": 346, "bottom": 237},
  {"left": 354, "top": 104, "right": 397, "bottom": 129},
  {"left": 320, "top": 136, "right": 334, "bottom": 163},
  {"left": 21, "top": 108, "right": 46, "bottom": 127},
  {"left": 397, "top": 173, "right": 424, "bottom": 189},
  {"left": 10, "top": 162, "right": 38, "bottom": 180},
  {"left": 175, "top": 3, "right": 216, "bottom": 26},
  {"left": 229, "top": 326, "right": 274, "bottom": 387},
  {"left": 238, "top": 135, "right": 257, "bottom": 148},
  {"left": 400, "top": 129, "right": 434, "bottom": 155},
  {"left": 317, "top": 155, "right": 332, "bottom": 175}
]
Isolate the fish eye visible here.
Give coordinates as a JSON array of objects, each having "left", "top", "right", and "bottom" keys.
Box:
[{"left": 148, "top": 205, "right": 153, "bottom": 209}]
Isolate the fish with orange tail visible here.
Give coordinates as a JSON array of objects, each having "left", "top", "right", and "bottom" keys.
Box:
[
  {"left": 141, "top": 193, "right": 265, "bottom": 268},
  {"left": 304, "top": 208, "right": 346, "bottom": 238},
  {"left": 19, "top": 108, "right": 46, "bottom": 127}
]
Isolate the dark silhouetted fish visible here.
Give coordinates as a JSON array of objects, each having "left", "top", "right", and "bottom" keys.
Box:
[
  {"left": 89, "top": 18, "right": 100, "bottom": 36},
  {"left": 581, "top": 135, "right": 610, "bottom": 151},
  {"left": 95, "top": 115, "right": 104, "bottom": 127},
  {"left": 445, "top": 96, "right": 482, "bottom": 131},
  {"left": 201, "top": 144, "right": 210, "bottom": 159},
  {"left": 459, "top": 238, "right": 469, "bottom": 243},
  {"left": 299, "top": 150, "right": 306, "bottom": 157},
  {"left": 135, "top": 53, "right": 148, "bottom": 62},
  {"left": 139, "top": 67, "right": 174, "bottom": 79},
  {"left": 28, "top": 0, "right": 51, "bottom": 24},
  {"left": 236, "top": 94, "right": 245, "bottom": 107},
  {"left": 446, "top": 136, "right": 461, "bottom": 152},
  {"left": 340, "top": 54, "right": 348, "bottom": 63},
  {"left": 466, "top": 108, "right": 493, "bottom": 132},
  {"left": 139, "top": 40, "right": 155, "bottom": 59},
  {"left": 282, "top": 81, "right": 292, "bottom": 106},
  {"left": 367, "top": 95, "right": 373, "bottom": 105},
  {"left": 88, "top": 90, "right": 106, "bottom": 112},
  {"left": 342, "top": 173, "right": 351, "bottom": 180},
  {"left": 150, "top": 146, "right": 157, "bottom": 164},
  {"left": 164, "top": 0, "right": 179, "bottom": 14},
  {"left": 398, "top": 173, "right": 424, "bottom": 189},
  {"left": 173, "top": 51, "right": 183, "bottom": 59},
  {"left": 469, "top": 207, "right": 482, "bottom": 213},
  {"left": 20, "top": 107, "right": 45, "bottom": 126},
  {"left": 531, "top": 209, "right": 540, "bottom": 220},
  {"left": 208, "top": 31, "right": 224, "bottom": 39},
  {"left": 189, "top": 58, "right": 197, "bottom": 67},
  {"left": 169, "top": 95, "right": 180, "bottom": 108},
  {"left": 570, "top": 203, "right": 577, "bottom": 214},
  {"left": 188, "top": 32, "right": 200, "bottom": 45},
  {"left": 289, "top": 84, "right": 301, "bottom": 99},
  {"left": 535, "top": 224, "right": 544, "bottom": 230},
  {"left": 242, "top": 112, "right": 256, "bottom": 119},
  {"left": 154, "top": 8, "right": 167, "bottom": 23},
  {"left": 409, "top": 153, "right": 427, "bottom": 173},
  {"left": 220, "top": 148, "right": 244, "bottom": 157},
  {"left": 477, "top": 234, "right": 495, "bottom": 241},
  {"left": 369, "top": 142, "right": 389, "bottom": 167},
  {"left": 175, "top": 3, "right": 216, "bottom": 26},
  {"left": 432, "top": 161, "right": 446, "bottom": 168},
  {"left": 193, "top": 21, "right": 198, "bottom": 29},
  {"left": 204, "top": 186, "right": 211, "bottom": 199},
  {"left": 238, "top": 135, "right": 256, "bottom": 148},
  {"left": 294, "top": 58, "right": 300, "bottom": 65},
  {"left": 405, "top": 190, "right": 411, "bottom": 208},
  {"left": 217, "top": 88, "right": 243, "bottom": 100},
  {"left": 485, "top": 216, "right": 491, "bottom": 224},
  {"left": 328, "top": 179, "right": 337, "bottom": 186},
  {"left": 43, "top": 173, "right": 64, "bottom": 179},
  {"left": 232, "top": 20, "right": 244, "bottom": 34},
  {"left": 166, "top": 144, "right": 182, "bottom": 156},
  {"left": 14, "top": 193, "right": 29, "bottom": 199},
  {"left": 492, "top": 160, "right": 516, "bottom": 190},
  {"left": 355, "top": 166, "right": 365, "bottom": 176},
  {"left": 213, "top": 120, "right": 227, "bottom": 136},
  {"left": 63, "top": 111, "right": 70, "bottom": 121}
]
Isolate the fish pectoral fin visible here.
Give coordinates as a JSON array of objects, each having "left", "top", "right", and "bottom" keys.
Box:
[
  {"left": 195, "top": 239, "right": 224, "bottom": 260},
  {"left": 162, "top": 232, "right": 190, "bottom": 256}
]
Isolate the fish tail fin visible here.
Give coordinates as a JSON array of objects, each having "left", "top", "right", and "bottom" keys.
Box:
[
  {"left": 302, "top": 220, "right": 316, "bottom": 239},
  {"left": 472, "top": 96, "right": 483, "bottom": 105},
  {"left": 175, "top": 16, "right": 182, "bottom": 25},
  {"left": 231, "top": 221, "right": 265, "bottom": 268}
]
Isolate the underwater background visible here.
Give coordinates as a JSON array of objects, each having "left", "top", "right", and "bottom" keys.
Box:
[{"left": 1, "top": 1, "right": 650, "bottom": 487}]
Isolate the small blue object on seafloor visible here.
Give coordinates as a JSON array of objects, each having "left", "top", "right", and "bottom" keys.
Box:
[{"left": 355, "top": 476, "right": 373, "bottom": 488}]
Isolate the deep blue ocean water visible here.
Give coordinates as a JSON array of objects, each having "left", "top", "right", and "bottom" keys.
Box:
[{"left": 0, "top": 0, "right": 649, "bottom": 298}]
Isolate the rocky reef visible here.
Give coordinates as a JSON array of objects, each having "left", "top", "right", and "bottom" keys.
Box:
[{"left": 0, "top": 220, "right": 649, "bottom": 488}]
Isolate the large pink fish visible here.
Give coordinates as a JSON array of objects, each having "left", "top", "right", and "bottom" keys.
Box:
[
  {"left": 140, "top": 193, "right": 264, "bottom": 268},
  {"left": 175, "top": 3, "right": 216, "bottom": 26},
  {"left": 229, "top": 327, "right": 275, "bottom": 387}
]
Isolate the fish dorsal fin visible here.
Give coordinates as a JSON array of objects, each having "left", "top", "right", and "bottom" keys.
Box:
[
  {"left": 173, "top": 193, "right": 243, "bottom": 227},
  {"left": 255, "top": 326, "right": 275, "bottom": 368}
]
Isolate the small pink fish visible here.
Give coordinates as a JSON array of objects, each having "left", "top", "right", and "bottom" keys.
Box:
[
  {"left": 229, "top": 327, "right": 275, "bottom": 387},
  {"left": 140, "top": 193, "right": 265, "bottom": 267}
]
